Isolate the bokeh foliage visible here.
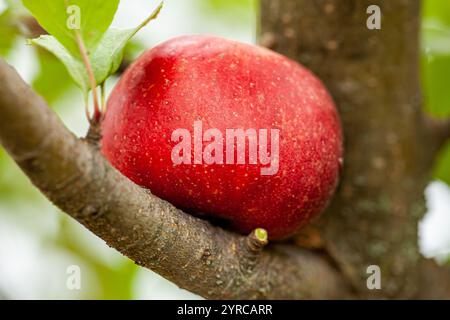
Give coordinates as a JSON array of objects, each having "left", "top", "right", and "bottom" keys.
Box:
[
  {"left": 422, "top": 1, "right": 450, "bottom": 185},
  {"left": 422, "top": 1, "right": 450, "bottom": 117}
]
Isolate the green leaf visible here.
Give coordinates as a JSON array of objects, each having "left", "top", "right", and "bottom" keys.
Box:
[
  {"left": 89, "top": 28, "right": 135, "bottom": 85},
  {"left": 22, "top": 0, "right": 119, "bottom": 57},
  {"left": 90, "top": 2, "right": 163, "bottom": 85},
  {"left": 29, "top": 2, "right": 163, "bottom": 91},
  {"left": 29, "top": 35, "right": 88, "bottom": 92},
  {"left": 123, "top": 40, "right": 147, "bottom": 62}
]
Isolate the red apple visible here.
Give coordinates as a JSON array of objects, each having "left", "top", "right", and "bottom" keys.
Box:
[{"left": 101, "top": 35, "right": 343, "bottom": 239}]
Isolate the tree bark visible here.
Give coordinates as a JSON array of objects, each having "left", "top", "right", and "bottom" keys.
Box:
[{"left": 260, "top": 0, "right": 450, "bottom": 298}]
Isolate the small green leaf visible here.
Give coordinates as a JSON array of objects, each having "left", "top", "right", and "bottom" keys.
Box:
[
  {"left": 29, "top": 2, "right": 163, "bottom": 92},
  {"left": 90, "top": 2, "right": 163, "bottom": 84},
  {"left": 123, "top": 40, "right": 147, "bottom": 62},
  {"left": 90, "top": 28, "right": 136, "bottom": 85},
  {"left": 29, "top": 35, "right": 88, "bottom": 92},
  {"left": 22, "top": 0, "right": 119, "bottom": 57}
]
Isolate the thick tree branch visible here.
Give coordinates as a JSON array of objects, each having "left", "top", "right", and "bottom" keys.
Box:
[
  {"left": 0, "top": 58, "right": 351, "bottom": 299},
  {"left": 261, "top": 0, "right": 450, "bottom": 298}
]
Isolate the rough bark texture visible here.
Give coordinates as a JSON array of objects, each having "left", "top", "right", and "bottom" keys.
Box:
[
  {"left": 260, "top": 0, "right": 450, "bottom": 298},
  {"left": 0, "top": 0, "right": 449, "bottom": 299}
]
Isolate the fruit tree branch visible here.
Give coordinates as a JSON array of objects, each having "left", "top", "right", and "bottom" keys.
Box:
[
  {"left": 260, "top": 0, "right": 450, "bottom": 298},
  {"left": 0, "top": 58, "right": 351, "bottom": 299}
]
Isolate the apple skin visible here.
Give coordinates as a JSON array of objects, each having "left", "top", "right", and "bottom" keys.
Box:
[{"left": 101, "top": 35, "right": 343, "bottom": 239}]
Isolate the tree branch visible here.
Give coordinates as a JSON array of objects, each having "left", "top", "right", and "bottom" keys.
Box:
[
  {"left": 0, "top": 58, "right": 351, "bottom": 299},
  {"left": 260, "top": 0, "right": 450, "bottom": 298}
]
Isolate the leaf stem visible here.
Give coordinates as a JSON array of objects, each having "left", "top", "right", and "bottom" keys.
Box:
[
  {"left": 130, "top": 2, "right": 164, "bottom": 38},
  {"left": 74, "top": 29, "right": 101, "bottom": 124},
  {"left": 63, "top": 0, "right": 100, "bottom": 124},
  {"left": 101, "top": 82, "right": 106, "bottom": 114}
]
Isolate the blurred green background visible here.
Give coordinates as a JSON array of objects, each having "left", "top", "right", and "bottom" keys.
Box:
[{"left": 0, "top": 0, "right": 449, "bottom": 299}]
